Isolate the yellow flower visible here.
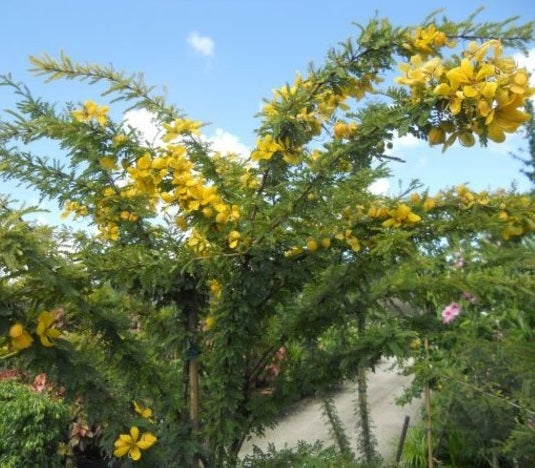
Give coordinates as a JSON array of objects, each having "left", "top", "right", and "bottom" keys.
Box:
[
  {"left": 113, "top": 426, "right": 157, "bottom": 461},
  {"left": 204, "top": 315, "right": 217, "bottom": 331},
  {"left": 133, "top": 401, "right": 153, "bottom": 420},
  {"left": 163, "top": 118, "right": 201, "bottom": 141},
  {"left": 408, "top": 24, "right": 452, "bottom": 55},
  {"left": 228, "top": 231, "right": 241, "bottom": 249},
  {"left": 251, "top": 134, "right": 284, "bottom": 161},
  {"left": 423, "top": 198, "right": 436, "bottom": 211},
  {"left": 486, "top": 96, "right": 530, "bottom": 143},
  {"left": 187, "top": 228, "right": 210, "bottom": 253},
  {"left": 36, "top": 311, "right": 61, "bottom": 347},
  {"left": 208, "top": 280, "right": 222, "bottom": 299},
  {"left": 9, "top": 323, "right": 33, "bottom": 351},
  {"left": 333, "top": 121, "right": 350, "bottom": 139},
  {"left": 306, "top": 238, "right": 318, "bottom": 251},
  {"left": 284, "top": 246, "right": 303, "bottom": 258},
  {"left": 396, "top": 55, "right": 443, "bottom": 90},
  {"left": 72, "top": 100, "right": 109, "bottom": 126},
  {"left": 99, "top": 157, "right": 117, "bottom": 170},
  {"left": 409, "top": 193, "right": 421, "bottom": 204},
  {"left": 382, "top": 204, "right": 421, "bottom": 228},
  {"left": 214, "top": 204, "right": 240, "bottom": 224},
  {"left": 112, "top": 134, "right": 128, "bottom": 146}
]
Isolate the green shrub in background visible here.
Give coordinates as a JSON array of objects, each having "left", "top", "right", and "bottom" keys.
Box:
[
  {"left": 239, "top": 441, "right": 364, "bottom": 468},
  {"left": 0, "top": 379, "right": 70, "bottom": 468}
]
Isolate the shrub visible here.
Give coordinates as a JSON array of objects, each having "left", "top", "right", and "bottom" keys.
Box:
[
  {"left": 0, "top": 379, "right": 70, "bottom": 468},
  {"left": 239, "top": 441, "right": 363, "bottom": 468}
]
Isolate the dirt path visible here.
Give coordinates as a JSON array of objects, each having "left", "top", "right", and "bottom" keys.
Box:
[{"left": 240, "top": 360, "right": 421, "bottom": 461}]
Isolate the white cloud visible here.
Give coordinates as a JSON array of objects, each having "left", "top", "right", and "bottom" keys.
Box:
[
  {"left": 368, "top": 178, "right": 390, "bottom": 195},
  {"left": 207, "top": 128, "right": 249, "bottom": 159},
  {"left": 187, "top": 31, "right": 215, "bottom": 57},
  {"left": 123, "top": 109, "right": 249, "bottom": 161},
  {"left": 514, "top": 48, "right": 535, "bottom": 103},
  {"left": 514, "top": 47, "right": 535, "bottom": 75},
  {"left": 124, "top": 109, "right": 162, "bottom": 144}
]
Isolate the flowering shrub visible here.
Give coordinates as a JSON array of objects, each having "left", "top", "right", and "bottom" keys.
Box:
[{"left": 0, "top": 11, "right": 534, "bottom": 466}]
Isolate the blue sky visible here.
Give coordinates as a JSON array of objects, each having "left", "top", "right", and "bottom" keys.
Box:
[{"left": 1, "top": 0, "right": 535, "bottom": 223}]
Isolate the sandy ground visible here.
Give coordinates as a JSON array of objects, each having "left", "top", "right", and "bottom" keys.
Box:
[{"left": 240, "top": 360, "right": 421, "bottom": 461}]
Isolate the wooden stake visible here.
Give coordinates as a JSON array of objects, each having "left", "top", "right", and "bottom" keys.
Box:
[{"left": 395, "top": 415, "right": 410, "bottom": 462}]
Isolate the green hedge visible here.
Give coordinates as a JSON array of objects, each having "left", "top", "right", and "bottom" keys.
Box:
[{"left": 0, "top": 379, "right": 69, "bottom": 467}]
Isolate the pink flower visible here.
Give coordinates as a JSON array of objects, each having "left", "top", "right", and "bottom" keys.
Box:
[
  {"left": 441, "top": 302, "right": 461, "bottom": 324},
  {"left": 453, "top": 257, "right": 465, "bottom": 269}
]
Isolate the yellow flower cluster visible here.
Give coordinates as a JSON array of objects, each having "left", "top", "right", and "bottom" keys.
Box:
[
  {"left": 72, "top": 100, "right": 109, "bottom": 126},
  {"left": 333, "top": 121, "right": 358, "bottom": 139},
  {"left": 382, "top": 203, "right": 422, "bottom": 228},
  {"left": 6, "top": 310, "right": 62, "bottom": 353},
  {"left": 227, "top": 230, "right": 242, "bottom": 249},
  {"left": 61, "top": 201, "right": 88, "bottom": 219},
  {"left": 335, "top": 229, "right": 361, "bottom": 252},
  {"left": 498, "top": 195, "right": 535, "bottom": 240},
  {"left": 402, "top": 24, "right": 454, "bottom": 57},
  {"left": 162, "top": 118, "right": 201, "bottom": 141},
  {"left": 397, "top": 39, "right": 533, "bottom": 147},
  {"left": 92, "top": 186, "right": 140, "bottom": 241},
  {"left": 259, "top": 72, "right": 379, "bottom": 166},
  {"left": 187, "top": 228, "right": 211, "bottom": 254},
  {"left": 368, "top": 203, "right": 422, "bottom": 228},
  {"left": 89, "top": 128, "right": 241, "bottom": 243}
]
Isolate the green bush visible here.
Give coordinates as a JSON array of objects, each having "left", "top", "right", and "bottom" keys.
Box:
[
  {"left": 0, "top": 379, "right": 70, "bottom": 468},
  {"left": 239, "top": 441, "right": 364, "bottom": 468}
]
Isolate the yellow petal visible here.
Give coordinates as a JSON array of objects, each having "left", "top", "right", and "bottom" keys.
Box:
[
  {"left": 113, "top": 445, "right": 130, "bottom": 457},
  {"left": 480, "top": 82, "right": 497, "bottom": 99},
  {"left": 47, "top": 328, "right": 61, "bottom": 339},
  {"left": 130, "top": 426, "right": 140, "bottom": 442},
  {"left": 40, "top": 335, "right": 54, "bottom": 347},
  {"left": 476, "top": 63, "right": 495, "bottom": 81},
  {"left": 408, "top": 212, "right": 422, "bottom": 223},
  {"left": 463, "top": 85, "right": 478, "bottom": 98},
  {"left": 513, "top": 71, "right": 528, "bottom": 86},
  {"left": 129, "top": 446, "right": 142, "bottom": 461},
  {"left": 450, "top": 98, "right": 462, "bottom": 115},
  {"left": 117, "top": 434, "right": 132, "bottom": 444},
  {"left": 433, "top": 83, "right": 452, "bottom": 96},
  {"left": 71, "top": 110, "right": 85, "bottom": 122},
  {"left": 9, "top": 324, "right": 23, "bottom": 338},
  {"left": 487, "top": 124, "right": 505, "bottom": 142},
  {"left": 478, "top": 100, "right": 491, "bottom": 117},
  {"left": 40, "top": 311, "right": 55, "bottom": 327},
  {"left": 12, "top": 332, "right": 33, "bottom": 350},
  {"left": 137, "top": 433, "right": 157, "bottom": 450}
]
